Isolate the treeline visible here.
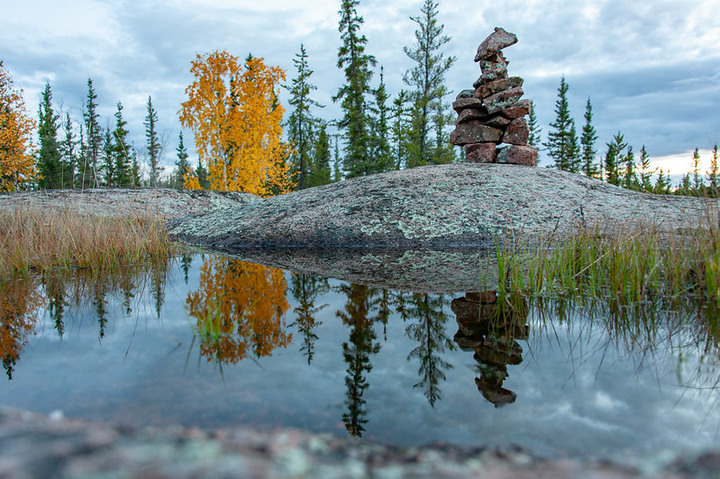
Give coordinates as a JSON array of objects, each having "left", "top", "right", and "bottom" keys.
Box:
[
  {"left": 540, "top": 76, "right": 720, "bottom": 196},
  {"left": 1, "top": 0, "right": 717, "bottom": 196}
]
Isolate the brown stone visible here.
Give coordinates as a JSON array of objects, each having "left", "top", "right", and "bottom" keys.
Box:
[
  {"left": 474, "top": 27, "right": 518, "bottom": 62},
  {"left": 496, "top": 145, "right": 538, "bottom": 166},
  {"left": 483, "top": 86, "right": 524, "bottom": 114},
  {"left": 450, "top": 121, "right": 503, "bottom": 146},
  {"left": 485, "top": 115, "right": 511, "bottom": 129},
  {"left": 465, "top": 291, "right": 498, "bottom": 304},
  {"left": 464, "top": 143, "right": 497, "bottom": 163},
  {"left": 475, "top": 77, "right": 523, "bottom": 100},
  {"left": 499, "top": 99, "right": 532, "bottom": 119},
  {"left": 479, "top": 60, "right": 508, "bottom": 82},
  {"left": 452, "top": 97, "right": 485, "bottom": 113},
  {"left": 502, "top": 118, "right": 530, "bottom": 146},
  {"left": 457, "top": 108, "right": 490, "bottom": 124},
  {"left": 456, "top": 89, "right": 475, "bottom": 100}
]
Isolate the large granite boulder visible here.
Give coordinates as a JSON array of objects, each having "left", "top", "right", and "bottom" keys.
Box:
[{"left": 166, "top": 163, "right": 716, "bottom": 251}]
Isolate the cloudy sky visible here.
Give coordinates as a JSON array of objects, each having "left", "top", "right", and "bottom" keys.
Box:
[{"left": 2, "top": 0, "right": 719, "bottom": 177}]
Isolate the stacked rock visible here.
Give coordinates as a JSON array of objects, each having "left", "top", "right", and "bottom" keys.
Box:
[{"left": 449, "top": 27, "right": 538, "bottom": 166}]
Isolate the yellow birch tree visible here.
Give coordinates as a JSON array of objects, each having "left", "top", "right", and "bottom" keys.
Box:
[
  {"left": 179, "top": 51, "right": 293, "bottom": 196},
  {"left": 0, "top": 62, "right": 39, "bottom": 192}
]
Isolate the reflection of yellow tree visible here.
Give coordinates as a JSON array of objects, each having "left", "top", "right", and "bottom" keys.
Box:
[
  {"left": 0, "top": 277, "right": 45, "bottom": 379},
  {"left": 186, "top": 257, "right": 291, "bottom": 364}
]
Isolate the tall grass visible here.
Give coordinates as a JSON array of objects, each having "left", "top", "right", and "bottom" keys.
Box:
[
  {"left": 0, "top": 207, "right": 178, "bottom": 277},
  {"left": 491, "top": 212, "right": 720, "bottom": 305}
]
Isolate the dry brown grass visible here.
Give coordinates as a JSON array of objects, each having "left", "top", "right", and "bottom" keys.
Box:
[{"left": 0, "top": 207, "right": 178, "bottom": 277}]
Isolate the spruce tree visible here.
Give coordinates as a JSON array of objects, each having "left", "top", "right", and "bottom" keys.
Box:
[
  {"left": 196, "top": 159, "right": 210, "bottom": 189},
  {"left": 37, "top": 82, "right": 63, "bottom": 189},
  {"left": 691, "top": 148, "right": 703, "bottom": 189},
  {"left": 59, "top": 113, "right": 77, "bottom": 188},
  {"left": 335, "top": 0, "right": 377, "bottom": 178},
  {"left": 175, "top": 131, "right": 190, "bottom": 189},
  {"left": 654, "top": 169, "right": 672, "bottom": 194},
  {"left": 145, "top": 96, "right": 162, "bottom": 187},
  {"left": 622, "top": 146, "right": 638, "bottom": 190},
  {"left": 111, "top": 102, "right": 133, "bottom": 187},
  {"left": 527, "top": 100, "right": 542, "bottom": 148},
  {"left": 101, "top": 128, "right": 115, "bottom": 186},
  {"left": 604, "top": 132, "right": 626, "bottom": 186},
  {"left": 431, "top": 96, "right": 456, "bottom": 164},
  {"left": 544, "top": 76, "right": 580, "bottom": 172},
  {"left": 309, "top": 122, "right": 332, "bottom": 187},
  {"left": 403, "top": 0, "right": 455, "bottom": 167},
  {"left": 580, "top": 98, "right": 599, "bottom": 178},
  {"left": 391, "top": 90, "right": 411, "bottom": 170},
  {"left": 638, "top": 145, "right": 655, "bottom": 192},
  {"left": 81, "top": 78, "right": 102, "bottom": 188},
  {"left": 708, "top": 144, "right": 719, "bottom": 190},
  {"left": 287, "top": 44, "right": 323, "bottom": 189},
  {"left": 369, "top": 68, "right": 393, "bottom": 173}
]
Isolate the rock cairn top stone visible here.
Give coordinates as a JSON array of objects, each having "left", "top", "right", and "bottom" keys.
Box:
[{"left": 450, "top": 27, "right": 538, "bottom": 167}]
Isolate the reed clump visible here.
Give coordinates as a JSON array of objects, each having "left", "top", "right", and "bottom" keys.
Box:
[
  {"left": 492, "top": 214, "right": 720, "bottom": 304},
  {"left": 0, "top": 206, "right": 178, "bottom": 277}
]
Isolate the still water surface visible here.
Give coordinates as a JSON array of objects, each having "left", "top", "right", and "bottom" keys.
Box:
[{"left": 1, "top": 253, "right": 719, "bottom": 460}]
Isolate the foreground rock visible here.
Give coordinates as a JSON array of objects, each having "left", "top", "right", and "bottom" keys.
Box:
[
  {"left": 1, "top": 407, "right": 716, "bottom": 479},
  {"left": 167, "top": 163, "right": 718, "bottom": 250}
]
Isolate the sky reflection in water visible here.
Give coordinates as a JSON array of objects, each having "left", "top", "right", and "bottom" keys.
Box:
[{"left": 1, "top": 253, "right": 719, "bottom": 460}]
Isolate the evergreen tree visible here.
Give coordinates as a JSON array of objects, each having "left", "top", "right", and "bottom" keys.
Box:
[
  {"left": 622, "top": 145, "right": 638, "bottom": 190},
  {"left": 654, "top": 168, "right": 672, "bottom": 194},
  {"left": 580, "top": 98, "right": 599, "bottom": 178},
  {"left": 604, "top": 132, "right": 626, "bottom": 186},
  {"left": 174, "top": 131, "right": 190, "bottom": 189},
  {"left": 309, "top": 122, "right": 332, "bottom": 187},
  {"left": 37, "top": 82, "right": 63, "bottom": 189},
  {"left": 287, "top": 44, "right": 323, "bottom": 189},
  {"left": 130, "top": 150, "right": 141, "bottom": 187},
  {"left": 101, "top": 128, "right": 114, "bottom": 186},
  {"left": 332, "top": 133, "right": 342, "bottom": 182},
  {"left": 368, "top": 68, "right": 393, "bottom": 173},
  {"left": 691, "top": 148, "right": 703, "bottom": 189},
  {"left": 196, "top": 159, "right": 210, "bottom": 189},
  {"left": 335, "top": 0, "right": 377, "bottom": 178},
  {"left": 111, "top": 102, "right": 133, "bottom": 187},
  {"left": 708, "top": 144, "right": 719, "bottom": 190},
  {"left": 403, "top": 0, "right": 455, "bottom": 167},
  {"left": 58, "top": 113, "right": 77, "bottom": 188},
  {"left": 527, "top": 100, "right": 542, "bottom": 148},
  {"left": 431, "top": 94, "right": 456, "bottom": 164},
  {"left": 544, "top": 76, "right": 580, "bottom": 172},
  {"left": 391, "top": 90, "right": 411, "bottom": 170},
  {"left": 144, "top": 96, "right": 162, "bottom": 187},
  {"left": 638, "top": 145, "right": 655, "bottom": 192},
  {"left": 81, "top": 78, "right": 102, "bottom": 188}
]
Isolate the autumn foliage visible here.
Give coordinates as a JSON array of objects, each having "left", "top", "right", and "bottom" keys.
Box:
[
  {"left": 0, "top": 62, "right": 38, "bottom": 191},
  {"left": 186, "top": 257, "right": 291, "bottom": 364},
  {"left": 180, "top": 51, "right": 294, "bottom": 196}
]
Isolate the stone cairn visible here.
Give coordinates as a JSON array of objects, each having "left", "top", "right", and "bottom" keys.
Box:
[{"left": 449, "top": 27, "right": 538, "bottom": 166}]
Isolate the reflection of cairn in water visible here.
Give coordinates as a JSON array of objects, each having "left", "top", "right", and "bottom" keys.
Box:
[{"left": 451, "top": 291, "right": 529, "bottom": 408}]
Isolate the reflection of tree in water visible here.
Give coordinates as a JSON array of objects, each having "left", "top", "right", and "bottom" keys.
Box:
[
  {"left": 186, "top": 257, "right": 291, "bottom": 365},
  {"left": 0, "top": 277, "right": 45, "bottom": 379},
  {"left": 290, "top": 273, "right": 329, "bottom": 364},
  {"left": 452, "top": 291, "right": 529, "bottom": 408},
  {"left": 4, "top": 258, "right": 175, "bottom": 378},
  {"left": 403, "top": 293, "right": 455, "bottom": 407},
  {"left": 337, "top": 283, "right": 382, "bottom": 437}
]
